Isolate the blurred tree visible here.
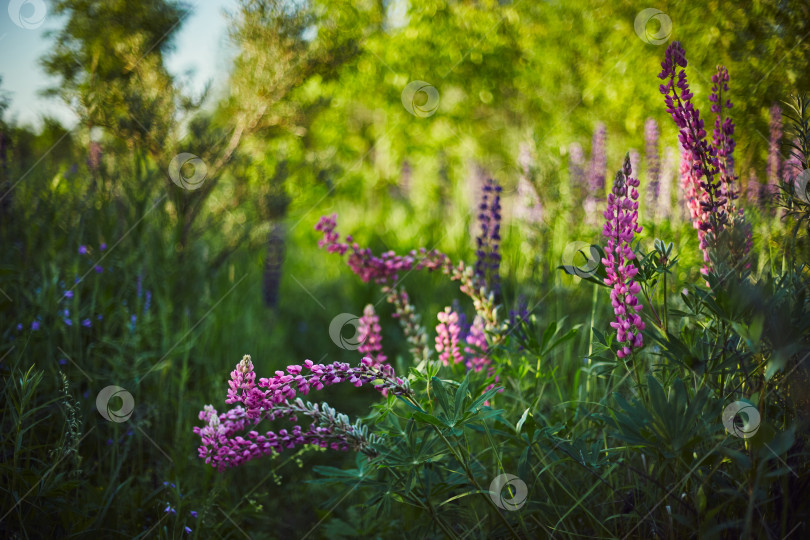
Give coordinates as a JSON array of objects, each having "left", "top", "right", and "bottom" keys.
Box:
[{"left": 40, "top": 0, "right": 191, "bottom": 158}]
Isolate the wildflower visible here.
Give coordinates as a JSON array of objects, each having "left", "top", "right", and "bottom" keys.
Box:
[
  {"left": 357, "top": 304, "right": 387, "bottom": 365},
  {"left": 82, "top": 318, "right": 91, "bottom": 328},
  {"left": 315, "top": 214, "right": 450, "bottom": 284},
  {"left": 64, "top": 318, "right": 73, "bottom": 326},
  {"left": 195, "top": 359, "right": 390, "bottom": 471},
  {"left": 16, "top": 323, "right": 22, "bottom": 331},
  {"left": 435, "top": 307, "right": 464, "bottom": 366},
  {"left": 190, "top": 511, "right": 198, "bottom": 518},
  {"left": 100, "top": 242, "right": 107, "bottom": 251},
  {"left": 659, "top": 42, "right": 751, "bottom": 273},
  {"left": 164, "top": 505, "right": 176, "bottom": 515},
  {"left": 474, "top": 178, "right": 503, "bottom": 296},
  {"left": 31, "top": 321, "right": 40, "bottom": 331},
  {"left": 184, "top": 527, "right": 192, "bottom": 534},
  {"left": 602, "top": 155, "right": 645, "bottom": 358},
  {"left": 65, "top": 290, "right": 74, "bottom": 299},
  {"left": 144, "top": 291, "right": 152, "bottom": 313},
  {"left": 59, "top": 359, "right": 67, "bottom": 366},
  {"left": 79, "top": 245, "right": 87, "bottom": 255},
  {"left": 94, "top": 265, "right": 103, "bottom": 273}
]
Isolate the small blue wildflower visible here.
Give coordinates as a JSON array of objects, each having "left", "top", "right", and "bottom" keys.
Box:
[
  {"left": 81, "top": 318, "right": 91, "bottom": 328},
  {"left": 31, "top": 321, "right": 40, "bottom": 331},
  {"left": 65, "top": 290, "right": 74, "bottom": 299},
  {"left": 94, "top": 265, "right": 103, "bottom": 273},
  {"left": 100, "top": 243, "right": 107, "bottom": 251},
  {"left": 64, "top": 319, "right": 72, "bottom": 326},
  {"left": 16, "top": 323, "right": 22, "bottom": 331},
  {"left": 144, "top": 290, "right": 151, "bottom": 312},
  {"left": 190, "top": 511, "right": 197, "bottom": 518},
  {"left": 164, "top": 505, "right": 176, "bottom": 515},
  {"left": 79, "top": 245, "right": 87, "bottom": 254},
  {"left": 184, "top": 526, "right": 192, "bottom": 534}
]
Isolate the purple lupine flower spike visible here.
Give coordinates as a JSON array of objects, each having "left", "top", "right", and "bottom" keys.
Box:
[
  {"left": 602, "top": 155, "right": 644, "bottom": 358},
  {"left": 474, "top": 178, "right": 502, "bottom": 296}
]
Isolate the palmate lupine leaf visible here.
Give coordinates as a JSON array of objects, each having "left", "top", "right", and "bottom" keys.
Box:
[{"left": 601, "top": 376, "right": 714, "bottom": 459}]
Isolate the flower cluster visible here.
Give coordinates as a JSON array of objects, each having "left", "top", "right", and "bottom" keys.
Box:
[
  {"left": 316, "top": 215, "right": 502, "bottom": 334},
  {"left": 474, "top": 178, "right": 503, "bottom": 297},
  {"left": 435, "top": 307, "right": 464, "bottom": 366},
  {"left": 602, "top": 156, "right": 644, "bottom": 358},
  {"left": 660, "top": 42, "right": 752, "bottom": 274},
  {"left": 194, "top": 355, "right": 410, "bottom": 470},
  {"left": 357, "top": 304, "right": 387, "bottom": 365},
  {"left": 315, "top": 214, "right": 450, "bottom": 284}
]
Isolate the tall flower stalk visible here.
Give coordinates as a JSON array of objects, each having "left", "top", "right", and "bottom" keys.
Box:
[
  {"left": 659, "top": 42, "right": 751, "bottom": 275},
  {"left": 474, "top": 178, "right": 503, "bottom": 297},
  {"left": 602, "top": 155, "right": 644, "bottom": 358}
]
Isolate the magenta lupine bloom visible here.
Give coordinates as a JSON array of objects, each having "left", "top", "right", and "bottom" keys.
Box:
[
  {"left": 435, "top": 307, "right": 464, "bottom": 366},
  {"left": 660, "top": 42, "right": 753, "bottom": 273},
  {"left": 659, "top": 42, "right": 729, "bottom": 232},
  {"left": 358, "top": 304, "right": 387, "bottom": 366},
  {"left": 602, "top": 156, "right": 644, "bottom": 358},
  {"left": 680, "top": 145, "right": 712, "bottom": 274},
  {"left": 194, "top": 355, "right": 410, "bottom": 470},
  {"left": 644, "top": 118, "right": 661, "bottom": 214},
  {"left": 315, "top": 214, "right": 450, "bottom": 284},
  {"left": 463, "top": 315, "right": 489, "bottom": 372},
  {"left": 461, "top": 315, "right": 502, "bottom": 404}
]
